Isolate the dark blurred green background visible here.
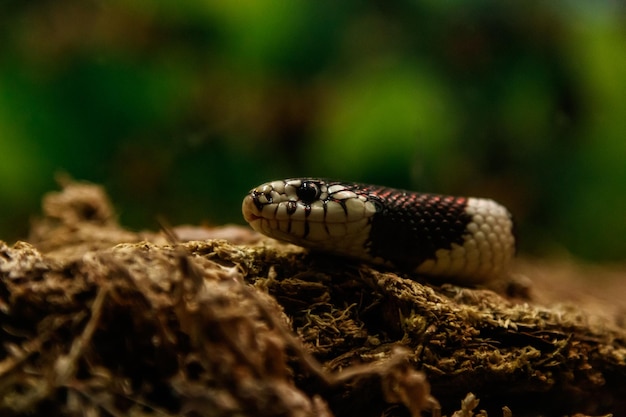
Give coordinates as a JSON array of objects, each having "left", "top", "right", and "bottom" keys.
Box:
[{"left": 1, "top": 1, "right": 624, "bottom": 261}]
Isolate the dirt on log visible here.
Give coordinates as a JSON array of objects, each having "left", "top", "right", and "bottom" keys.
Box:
[{"left": 0, "top": 181, "right": 624, "bottom": 417}]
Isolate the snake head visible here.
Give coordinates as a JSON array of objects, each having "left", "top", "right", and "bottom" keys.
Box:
[{"left": 242, "top": 178, "right": 378, "bottom": 251}]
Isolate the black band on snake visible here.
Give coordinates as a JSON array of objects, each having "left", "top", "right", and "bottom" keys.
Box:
[{"left": 242, "top": 178, "right": 515, "bottom": 283}]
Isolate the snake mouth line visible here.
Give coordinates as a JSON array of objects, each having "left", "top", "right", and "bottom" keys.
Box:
[
  {"left": 245, "top": 214, "right": 369, "bottom": 226},
  {"left": 242, "top": 212, "right": 262, "bottom": 223},
  {"left": 243, "top": 196, "right": 371, "bottom": 225}
]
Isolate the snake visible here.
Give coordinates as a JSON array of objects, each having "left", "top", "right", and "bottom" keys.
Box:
[{"left": 241, "top": 178, "right": 515, "bottom": 283}]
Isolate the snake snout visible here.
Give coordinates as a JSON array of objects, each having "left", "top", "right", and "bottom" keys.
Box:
[{"left": 241, "top": 194, "right": 263, "bottom": 224}]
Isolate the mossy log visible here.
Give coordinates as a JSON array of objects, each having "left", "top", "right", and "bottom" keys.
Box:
[{"left": 0, "top": 181, "right": 624, "bottom": 417}]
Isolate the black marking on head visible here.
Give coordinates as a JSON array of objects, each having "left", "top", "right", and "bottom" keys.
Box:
[
  {"left": 296, "top": 181, "right": 321, "bottom": 204},
  {"left": 365, "top": 189, "right": 472, "bottom": 269},
  {"left": 286, "top": 201, "right": 298, "bottom": 215},
  {"left": 335, "top": 199, "right": 349, "bottom": 216},
  {"left": 251, "top": 190, "right": 270, "bottom": 211},
  {"left": 322, "top": 201, "right": 331, "bottom": 235}
]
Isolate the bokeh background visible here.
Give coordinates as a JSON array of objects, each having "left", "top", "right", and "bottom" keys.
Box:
[{"left": 1, "top": 1, "right": 624, "bottom": 262}]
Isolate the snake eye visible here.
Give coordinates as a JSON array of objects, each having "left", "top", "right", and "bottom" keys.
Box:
[{"left": 296, "top": 181, "right": 321, "bottom": 204}]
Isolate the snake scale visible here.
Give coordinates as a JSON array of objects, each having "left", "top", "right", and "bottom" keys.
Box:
[{"left": 242, "top": 178, "right": 515, "bottom": 283}]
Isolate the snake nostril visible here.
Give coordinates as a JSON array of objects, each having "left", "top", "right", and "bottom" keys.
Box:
[{"left": 296, "top": 181, "right": 320, "bottom": 204}]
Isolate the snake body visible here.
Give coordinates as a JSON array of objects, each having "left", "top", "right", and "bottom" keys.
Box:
[{"left": 242, "top": 178, "right": 515, "bottom": 283}]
